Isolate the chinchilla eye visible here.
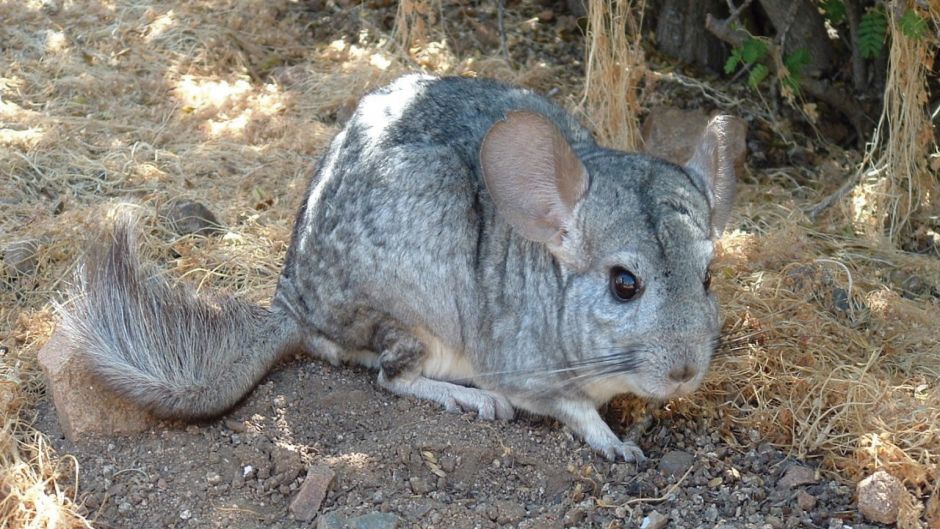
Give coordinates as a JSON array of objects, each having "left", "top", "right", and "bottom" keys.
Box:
[
  {"left": 703, "top": 269, "right": 712, "bottom": 291},
  {"left": 609, "top": 267, "right": 641, "bottom": 301}
]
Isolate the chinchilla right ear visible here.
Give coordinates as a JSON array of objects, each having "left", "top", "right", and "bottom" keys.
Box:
[
  {"left": 684, "top": 114, "right": 747, "bottom": 237},
  {"left": 480, "top": 111, "right": 588, "bottom": 267}
]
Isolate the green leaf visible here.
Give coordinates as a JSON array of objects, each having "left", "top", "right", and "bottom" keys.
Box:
[
  {"left": 741, "top": 37, "right": 768, "bottom": 64},
  {"left": 784, "top": 48, "right": 811, "bottom": 77},
  {"left": 858, "top": 6, "right": 887, "bottom": 59},
  {"left": 821, "top": 0, "right": 846, "bottom": 25},
  {"left": 748, "top": 64, "right": 769, "bottom": 88},
  {"left": 781, "top": 74, "right": 800, "bottom": 96},
  {"left": 724, "top": 50, "right": 742, "bottom": 74},
  {"left": 899, "top": 10, "right": 928, "bottom": 40}
]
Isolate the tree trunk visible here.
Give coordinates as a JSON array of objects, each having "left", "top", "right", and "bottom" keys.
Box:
[
  {"left": 756, "top": 0, "right": 835, "bottom": 77},
  {"left": 654, "top": 0, "right": 728, "bottom": 73}
]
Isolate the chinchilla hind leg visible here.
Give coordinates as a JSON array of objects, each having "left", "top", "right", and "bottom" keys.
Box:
[{"left": 372, "top": 322, "right": 514, "bottom": 421}]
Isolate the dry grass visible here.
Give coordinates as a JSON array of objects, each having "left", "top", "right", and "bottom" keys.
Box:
[
  {"left": 581, "top": 0, "right": 647, "bottom": 150},
  {"left": 856, "top": 2, "right": 940, "bottom": 242},
  {"left": 2, "top": 0, "right": 940, "bottom": 527}
]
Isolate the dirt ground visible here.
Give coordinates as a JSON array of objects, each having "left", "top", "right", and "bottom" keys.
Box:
[
  {"left": 37, "top": 360, "right": 881, "bottom": 529},
  {"left": 4, "top": 0, "right": 939, "bottom": 528}
]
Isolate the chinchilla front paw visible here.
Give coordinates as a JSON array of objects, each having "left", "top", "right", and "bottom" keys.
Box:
[{"left": 592, "top": 438, "right": 647, "bottom": 463}]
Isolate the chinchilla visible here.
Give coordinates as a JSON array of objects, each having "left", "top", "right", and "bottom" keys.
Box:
[{"left": 60, "top": 74, "right": 745, "bottom": 461}]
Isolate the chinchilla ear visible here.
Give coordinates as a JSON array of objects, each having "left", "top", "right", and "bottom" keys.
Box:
[
  {"left": 685, "top": 114, "right": 747, "bottom": 237},
  {"left": 480, "top": 111, "right": 588, "bottom": 264}
]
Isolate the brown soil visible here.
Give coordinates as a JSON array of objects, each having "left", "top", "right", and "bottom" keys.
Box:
[{"left": 37, "top": 360, "right": 876, "bottom": 529}]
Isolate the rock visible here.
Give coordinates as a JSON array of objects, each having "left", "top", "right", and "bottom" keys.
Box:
[
  {"left": 37, "top": 330, "right": 158, "bottom": 440},
  {"left": 796, "top": 490, "right": 816, "bottom": 511},
  {"left": 496, "top": 500, "right": 526, "bottom": 525},
  {"left": 41, "top": 0, "right": 60, "bottom": 14},
  {"left": 857, "top": 470, "right": 904, "bottom": 524},
  {"left": 642, "top": 107, "right": 710, "bottom": 165},
  {"left": 563, "top": 507, "right": 586, "bottom": 526},
  {"left": 777, "top": 465, "right": 817, "bottom": 489},
  {"left": 640, "top": 510, "right": 668, "bottom": 529},
  {"left": 347, "top": 512, "right": 400, "bottom": 529},
  {"left": 3, "top": 238, "right": 40, "bottom": 277},
  {"left": 641, "top": 107, "right": 747, "bottom": 178},
  {"left": 272, "top": 445, "right": 303, "bottom": 479},
  {"left": 289, "top": 464, "right": 335, "bottom": 522},
  {"left": 317, "top": 512, "right": 346, "bottom": 529},
  {"left": 162, "top": 199, "right": 223, "bottom": 236},
  {"left": 659, "top": 450, "right": 694, "bottom": 478},
  {"left": 831, "top": 288, "right": 851, "bottom": 312},
  {"left": 409, "top": 476, "right": 433, "bottom": 495}
]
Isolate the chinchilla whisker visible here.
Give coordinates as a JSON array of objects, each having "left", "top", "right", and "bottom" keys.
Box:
[
  {"left": 454, "top": 350, "right": 643, "bottom": 385},
  {"left": 459, "top": 361, "right": 620, "bottom": 384}
]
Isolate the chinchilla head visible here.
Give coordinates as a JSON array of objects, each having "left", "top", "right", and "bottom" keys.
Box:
[{"left": 481, "top": 111, "right": 745, "bottom": 403}]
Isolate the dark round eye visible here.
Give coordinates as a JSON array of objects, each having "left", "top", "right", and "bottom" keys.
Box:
[
  {"left": 609, "top": 267, "right": 641, "bottom": 301},
  {"left": 703, "top": 269, "right": 712, "bottom": 291}
]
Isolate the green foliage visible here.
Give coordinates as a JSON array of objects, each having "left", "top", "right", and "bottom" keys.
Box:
[
  {"left": 741, "top": 37, "right": 769, "bottom": 64},
  {"left": 726, "top": 36, "right": 798, "bottom": 92},
  {"left": 821, "top": 0, "right": 846, "bottom": 26},
  {"left": 899, "top": 9, "right": 928, "bottom": 40},
  {"left": 781, "top": 48, "right": 811, "bottom": 94},
  {"left": 748, "top": 64, "right": 769, "bottom": 88},
  {"left": 858, "top": 6, "right": 887, "bottom": 59},
  {"left": 724, "top": 53, "right": 740, "bottom": 75},
  {"left": 724, "top": 36, "right": 769, "bottom": 77}
]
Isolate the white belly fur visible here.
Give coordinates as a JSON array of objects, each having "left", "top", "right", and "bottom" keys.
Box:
[{"left": 412, "top": 326, "right": 478, "bottom": 382}]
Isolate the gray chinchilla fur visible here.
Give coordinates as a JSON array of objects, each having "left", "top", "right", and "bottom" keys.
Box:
[{"left": 59, "top": 74, "right": 746, "bottom": 461}]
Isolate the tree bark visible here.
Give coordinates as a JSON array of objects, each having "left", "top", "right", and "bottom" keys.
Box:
[
  {"left": 756, "top": 0, "right": 836, "bottom": 76},
  {"left": 654, "top": 0, "right": 728, "bottom": 73}
]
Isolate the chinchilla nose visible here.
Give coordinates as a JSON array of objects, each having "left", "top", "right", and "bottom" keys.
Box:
[{"left": 668, "top": 363, "right": 697, "bottom": 383}]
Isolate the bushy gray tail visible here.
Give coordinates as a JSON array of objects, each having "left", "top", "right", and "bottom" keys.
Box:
[{"left": 58, "top": 220, "right": 299, "bottom": 419}]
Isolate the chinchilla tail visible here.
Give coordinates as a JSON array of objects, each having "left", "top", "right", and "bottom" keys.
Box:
[{"left": 57, "top": 219, "right": 299, "bottom": 419}]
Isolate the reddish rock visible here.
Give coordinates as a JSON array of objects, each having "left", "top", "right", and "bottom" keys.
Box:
[
  {"left": 642, "top": 106, "right": 711, "bottom": 165},
  {"left": 777, "top": 465, "right": 817, "bottom": 489},
  {"left": 642, "top": 107, "right": 747, "bottom": 179},
  {"left": 857, "top": 470, "right": 904, "bottom": 524},
  {"left": 796, "top": 489, "right": 817, "bottom": 511},
  {"left": 290, "top": 464, "right": 335, "bottom": 521},
  {"left": 37, "top": 330, "right": 157, "bottom": 440}
]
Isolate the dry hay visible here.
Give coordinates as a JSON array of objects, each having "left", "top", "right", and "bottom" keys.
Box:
[
  {"left": 856, "top": 1, "right": 940, "bottom": 242},
  {"left": 581, "top": 0, "right": 647, "bottom": 151},
  {"left": 2, "top": 0, "right": 940, "bottom": 527}
]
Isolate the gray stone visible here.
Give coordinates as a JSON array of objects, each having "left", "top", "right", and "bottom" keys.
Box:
[
  {"left": 316, "top": 512, "right": 346, "bottom": 529},
  {"left": 409, "top": 476, "right": 433, "bottom": 495},
  {"left": 162, "top": 199, "right": 223, "bottom": 236},
  {"left": 658, "top": 450, "right": 694, "bottom": 478},
  {"left": 640, "top": 510, "right": 668, "bottom": 529},
  {"left": 347, "top": 512, "right": 400, "bottom": 529},
  {"left": 495, "top": 500, "right": 525, "bottom": 525}
]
